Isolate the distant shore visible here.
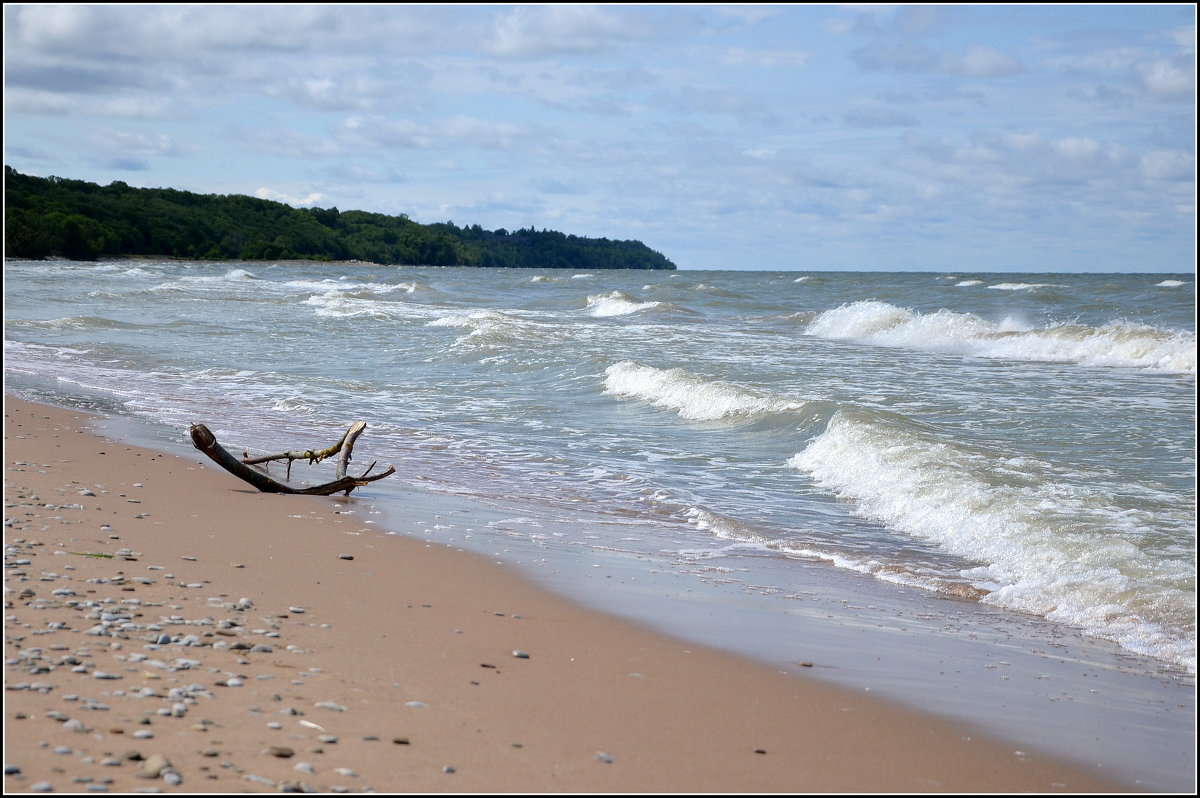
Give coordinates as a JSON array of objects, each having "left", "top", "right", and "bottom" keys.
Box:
[{"left": 1, "top": 395, "right": 1134, "bottom": 793}]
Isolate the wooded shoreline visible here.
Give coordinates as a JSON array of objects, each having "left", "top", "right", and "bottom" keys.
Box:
[{"left": 4, "top": 167, "right": 677, "bottom": 270}]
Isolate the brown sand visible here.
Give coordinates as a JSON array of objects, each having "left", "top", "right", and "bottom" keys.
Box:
[{"left": 3, "top": 397, "right": 1131, "bottom": 793}]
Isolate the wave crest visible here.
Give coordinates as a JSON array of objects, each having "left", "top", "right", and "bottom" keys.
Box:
[
  {"left": 805, "top": 300, "right": 1195, "bottom": 373},
  {"left": 788, "top": 411, "right": 1196, "bottom": 673},
  {"left": 603, "top": 361, "right": 807, "bottom": 421},
  {"left": 586, "top": 291, "right": 661, "bottom": 317}
]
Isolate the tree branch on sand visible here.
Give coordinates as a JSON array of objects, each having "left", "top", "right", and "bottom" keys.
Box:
[{"left": 189, "top": 422, "right": 396, "bottom": 496}]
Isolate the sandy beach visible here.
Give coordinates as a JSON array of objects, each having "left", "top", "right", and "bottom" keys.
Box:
[{"left": 3, "top": 396, "right": 1135, "bottom": 793}]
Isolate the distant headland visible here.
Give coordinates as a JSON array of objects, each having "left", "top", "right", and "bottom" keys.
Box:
[{"left": 3, "top": 166, "right": 676, "bottom": 270}]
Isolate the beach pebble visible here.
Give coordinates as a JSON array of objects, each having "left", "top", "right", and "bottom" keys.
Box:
[
  {"left": 512, "top": 650, "right": 530, "bottom": 659},
  {"left": 267, "top": 746, "right": 295, "bottom": 758},
  {"left": 31, "top": 782, "right": 53, "bottom": 792},
  {"left": 338, "top": 554, "right": 353, "bottom": 560},
  {"left": 139, "top": 755, "right": 171, "bottom": 778},
  {"left": 314, "top": 701, "right": 345, "bottom": 712},
  {"left": 596, "top": 751, "right": 615, "bottom": 764}
]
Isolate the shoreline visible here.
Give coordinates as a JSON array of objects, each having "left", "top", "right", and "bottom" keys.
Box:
[{"left": 1, "top": 395, "right": 1140, "bottom": 793}]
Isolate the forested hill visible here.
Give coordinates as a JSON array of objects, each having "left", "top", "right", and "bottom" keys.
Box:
[{"left": 3, "top": 167, "right": 676, "bottom": 270}]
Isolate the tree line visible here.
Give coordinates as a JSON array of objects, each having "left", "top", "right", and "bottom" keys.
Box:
[{"left": 3, "top": 167, "right": 676, "bottom": 270}]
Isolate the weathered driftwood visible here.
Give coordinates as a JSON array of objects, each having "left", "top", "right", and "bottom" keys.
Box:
[
  {"left": 189, "top": 422, "right": 395, "bottom": 496},
  {"left": 241, "top": 421, "right": 367, "bottom": 481}
]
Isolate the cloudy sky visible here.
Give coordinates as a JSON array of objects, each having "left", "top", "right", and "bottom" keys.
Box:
[{"left": 4, "top": 4, "right": 1195, "bottom": 272}]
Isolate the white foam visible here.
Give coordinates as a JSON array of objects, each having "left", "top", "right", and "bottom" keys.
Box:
[
  {"left": 788, "top": 411, "right": 1196, "bottom": 673},
  {"left": 585, "top": 291, "right": 661, "bottom": 317},
  {"left": 987, "top": 281, "right": 1067, "bottom": 291},
  {"left": 284, "top": 278, "right": 414, "bottom": 295},
  {"left": 603, "top": 361, "right": 806, "bottom": 421},
  {"left": 301, "top": 291, "right": 393, "bottom": 318},
  {"left": 1155, "top": 279, "right": 1186, "bottom": 287},
  {"left": 805, "top": 300, "right": 1196, "bottom": 373}
]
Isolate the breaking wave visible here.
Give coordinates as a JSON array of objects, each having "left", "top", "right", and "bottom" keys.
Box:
[
  {"left": 804, "top": 300, "right": 1195, "bottom": 373},
  {"left": 788, "top": 411, "right": 1196, "bottom": 673},
  {"left": 585, "top": 291, "right": 661, "bottom": 317},
  {"left": 603, "top": 361, "right": 808, "bottom": 421}
]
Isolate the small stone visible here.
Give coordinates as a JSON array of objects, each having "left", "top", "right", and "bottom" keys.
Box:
[
  {"left": 442, "top": 765, "right": 455, "bottom": 774},
  {"left": 338, "top": 554, "right": 353, "bottom": 560},
  {"left": 392, "top": 737, "right": 410, "bottom": 745},
  {"left": 596, "top": 751, "right": 614, "bottom": 764},
  {"left": 512, "top": 650, "right": 530, "bottom": 659},
  {"left": 267, "top": 746, "right": 295, "bottom": 758},
  {"left": 139, "top": 754, "right": 170, "bottom": 778}
]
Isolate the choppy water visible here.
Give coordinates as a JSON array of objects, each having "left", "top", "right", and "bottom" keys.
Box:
[{"left": 4, "top": 260, "right": 1196, "bottom": 678}]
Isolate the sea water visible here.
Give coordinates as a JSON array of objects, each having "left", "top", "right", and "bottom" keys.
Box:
[{"left": 4, "top": 260, "right": 1195, "bottom": 788}]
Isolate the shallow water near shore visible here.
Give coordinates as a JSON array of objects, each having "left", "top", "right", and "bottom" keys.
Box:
[{"left": 5, "top": 258, "right": 1196, "bottom": 789}]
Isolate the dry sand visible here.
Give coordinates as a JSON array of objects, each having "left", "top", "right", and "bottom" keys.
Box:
[{"left": 3, "top": 397, "right": 1132, "bottom": 793}]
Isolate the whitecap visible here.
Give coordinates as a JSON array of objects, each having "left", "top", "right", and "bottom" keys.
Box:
[
  {"left": 788, "top": 411, "right": 1196, "bottom": 674},
  {"left": 603, "top": 361, "right": 806, "bottom": 421},
  {"left": 804, "top": 300, "right": 1195, "bottom": 373},
  {"left": 586, "top": 291, "right": 660, "bottom": 317}
]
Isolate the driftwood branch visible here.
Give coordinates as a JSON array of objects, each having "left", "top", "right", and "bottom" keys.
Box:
[{"left": 189, "top": 422, "right": 395, "bottom": 497}]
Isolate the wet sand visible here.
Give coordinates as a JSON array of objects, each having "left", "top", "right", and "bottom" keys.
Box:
[{"left": 3, "top": 397, "right": 1132, "bottom": 793}]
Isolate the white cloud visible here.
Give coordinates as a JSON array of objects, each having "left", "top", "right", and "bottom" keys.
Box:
[
  {"left": 488, "top": 5, "right": 642, "bottom": 58},
  {"left": 1136, "top": 57, "right": 1196, "bottom": 100},
  {"left": 1139, "top": 150, "right": 1195, "bottom": 181},
  {"left": 254, "top": 186, "right": 327, "bottom": 207},
  {"left": 953, "top": 45, "right": 1023, "bottom": 78}
]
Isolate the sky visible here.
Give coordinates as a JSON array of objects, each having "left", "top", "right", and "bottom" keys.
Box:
[{"left": 3, "top": 3, "right": 1196, "bottom": 273}]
